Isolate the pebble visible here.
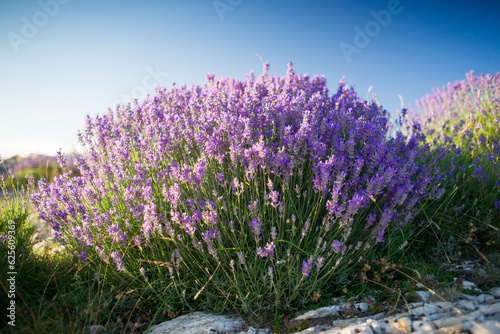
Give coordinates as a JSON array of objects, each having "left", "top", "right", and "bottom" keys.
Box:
[
  {"left": 454, "top": 299, "right": 478, "bottom": 311},
  {"left": 489, "top": 287, "right": 500, "bottom": 298},
  {"left": 414, "top": 291, "right": 433, "bottom": 303}
]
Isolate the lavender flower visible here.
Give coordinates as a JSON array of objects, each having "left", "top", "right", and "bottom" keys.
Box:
[
  {"left": 301, "top": 256, "right": 313, "bottom": 277},
  {"left": 256, "top": 242, "right": 275, "bottom": 258},
  {"left": 110, "top": 250, "right": 125, "bottom": 272}
]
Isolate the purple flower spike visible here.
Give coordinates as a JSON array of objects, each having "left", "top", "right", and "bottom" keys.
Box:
[
  {"left": 257, "top": 242, "right": 275, "bottom": 258},
  {"left": 301, "top": 256, "right": 313, "bottom": 277}
]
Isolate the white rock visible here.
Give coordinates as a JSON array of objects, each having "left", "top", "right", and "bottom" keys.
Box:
[
  {"left": 412, "top": 319, "right": 436, "bottom": 332},
  {"left": 294, "top": 324, "right": 332, "bottom": 333},
  {"left": 366, "top": 319, "right": 404, "bottom": 334},
  {"left": 436, "top": 320, "right": 473, "bottom": 333},
  {"left": 406, "top": 302, "right": 424, "bottom": 309},
  {"left": 488, "top": 287, "right": 500, "bottom": 298},
  {"left": 389, "top": 317, "right": 411, "bottom": 333},
  {"left": 355, "top": 303, "right": 369, "bottom": 313},
  {"left": 454, "top": 300, "right": 478, "bottom": 312},
  {"left": 247, "top": 326, "right": 257, "bottom": 334},
  {"left": 432, "top": 315, "right": 473, "bottom": 329},
  {"left": 293, "top": 305, "right": 343, "bottom": 320},
  {"left": 469, "top": 320, "right": 500, "bottom": 334},
  {"left": 477, "top": 294, "right": 496, "bottom": 304},
  {"left": 461, "top": 294, "right": 479, "bottom": 301},
  {"left": 409, "top": 304, "right": 442, "bottom": 317},
  {"left": 143, "top": 311, "right": 244, "bottom": 334},
  {"left": 335, "top": 324, "right": 373, "bottom": 334},
  {"left": 462, "top": 280, "right": 477, "bottom": 289},
  {"left": 476, "top": 302, "right": 500, "bottom": 316},
  {"left": 415, "top": 291, "right": 433, "bottom": 303},
  {"left": 433, "top": 302, "right": 453, "bottom": 312}
]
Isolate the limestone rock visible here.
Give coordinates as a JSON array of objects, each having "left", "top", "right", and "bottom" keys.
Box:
[
  {"left": 411, "top": 318, "right": 436, "bottom": 332},
  {"left": 488, "top": 287, "right": 500, "bottom": 298},
  {"left": 387, "top": 317, "right": 411, "bottom": 333},
  {"left": 409, "top": 303, "right": 442, "bottom": 317},
  {"left": 144, "top": 311, "right": 245, "bottom": 334},
  {"left": 461, "top": 280, "right": 477, "bottom": 289},
  {"left": 476, "top": 302, "right": 500, "bottom": 316},
  {"left": 432, "top": 315, "right": 473, "bottom": 328},
  {"left": 454, "top": 299, "right": 478, "bottom": 312},
  {"left": 355, "top": 303, "right": 369, "bottom": 313},
  {"left": 414, "top": 291, "right": 432, "bottom": 303},
  {"left": 433, "top": 320, "right": 473, "bottom": 334},
  {"left": 461, "top": 294, "right": 479, "bottom": 301},
  {"left": 293, "top": 305, "right": 344, "bottom": 321},
  {"left": 470, "top": 320, "right": 500, "bottom": 334}
]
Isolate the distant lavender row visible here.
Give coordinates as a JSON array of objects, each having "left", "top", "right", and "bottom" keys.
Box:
[
  {"left": 7, "top": 154, "right": 76, "bottom": 177},
  {"left": 31, "top": 64, "right": 441, "bottom": 311},
  {"left": 409, "top": 71, "right": 500, "bottom": 160}
]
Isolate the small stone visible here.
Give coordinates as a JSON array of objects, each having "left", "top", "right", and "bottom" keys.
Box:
[
  {"left": 476, "top": 302, "right": 500, "bottom": 316},
  {"left": 454, "top": 299, "right": 478, "bottom": 311},
  {"left": 407, "top": 302, "right": 424, "bottom": 309},
  {"left": 355, "top": 303, "right": 369, "bottom": 312},
  {"left": 410, "top": 304, "right": 442, "bottom": 316},
  {"left": 256, "top": 329, "right": 271, "bottom": 334},
  {"left": 143, "top": 311, "right": 245, "bottom": 334},
  {"left": 292, "top": 305, "right": 343, "bottom": 321},
  {"left": 389, "top": 317, "right": 411, "bottom": 333},
  {"left": 461, "top": 294, "right": 479, "bottom": 301},
  {"left": 434, "top": 321, "right": 473, "bottom": 334},
  {"left": 483, "top": 294, "right": 497, "bottom": 304},
  {"left": 470, "top": 320, "right": 500, "bottom": 334},
  {"left": 425, "top": 312, "right": 458, "bottom": 321},
  {"left": 336, "top": 324, "right": 374, "bottom": 334},
  {"left": 412, "top": 319, "right": 436, "bottom": 332},
  {"left": 488, "top": 287, "right": 500, "bottom": 298},
  {"left": 295, "top": 324, "right": 331, "bottom": 333},
  {"left": 433, "top": 302, "right": 453, "bottom": 312},
  {"left": 415, "top": 291, "right": 433, "bottom": 303},
  {"left": 89, "top": 325, "right": 105, "bottom": 334},
  {"left": 432, "top": 315, "right": 472, "bottom": 328},
  {"left": 462, "top": 280, "right": 477, "bottom": 289},
  {"left": 366, "top": 319, "right": 404, "bottom": 334},
  {"left": 247, "top": 327, "right": 257, "bottom": 334},
  {"left": 366, "top": 319, "right": 385, "bottom": 334}
]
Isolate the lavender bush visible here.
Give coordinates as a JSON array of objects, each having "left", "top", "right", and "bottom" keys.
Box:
[
  {"left": 409, "top": 71, "right": 500, "bottom": 161},
  {"left": 32, "top": 63, "right": 440, "bottom": 315},
  {"left": 405, "top": 72, "right": 500, "bottom": 258}
]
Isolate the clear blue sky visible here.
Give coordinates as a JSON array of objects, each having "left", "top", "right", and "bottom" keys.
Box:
[{"left": 1, "top": 0, "right": 499, "bottom": 158}]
